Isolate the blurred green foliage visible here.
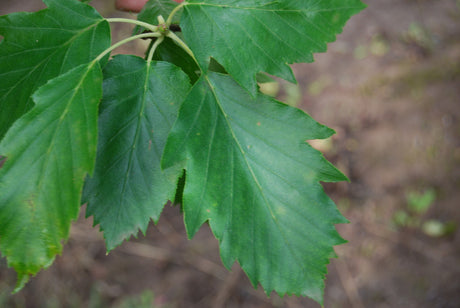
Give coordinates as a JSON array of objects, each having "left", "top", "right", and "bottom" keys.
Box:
[{"left": 393, "top": 188, "right": 457, "bottom": 237}]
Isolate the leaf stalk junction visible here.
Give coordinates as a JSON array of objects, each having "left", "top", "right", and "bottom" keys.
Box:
[{"left": 101, "top": 2, "right": 192, "bottom": 64}]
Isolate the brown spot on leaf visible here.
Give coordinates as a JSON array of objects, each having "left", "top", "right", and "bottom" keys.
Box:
[{"left": 0, "top": 156, "right": 6, "bottom": 169}]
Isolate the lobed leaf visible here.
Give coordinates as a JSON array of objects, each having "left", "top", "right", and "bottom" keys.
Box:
[
  {"left": 83, "top": 55, "right": 191, "bottom": 251},
  {"left": 0, "top": 62, "right": 103, "bottom": 291},
  {"left": 0, "top": 0, "right": 110, "bottom": 140},
  {"left": 162, "top": 72, "right": 348, "bottom": 304},
  {"left": 180, "top": 0, "right": 366, "bottom": 93}
]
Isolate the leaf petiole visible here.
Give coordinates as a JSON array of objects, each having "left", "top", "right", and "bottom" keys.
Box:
[
  {"left": 146, "top": 36, "right": 165, "bottom": 63},
  {"left": 95, "top": 32, "right": 161, "bottom": 62},
  {"left": 166, "top": 2, "right": 186, "bottom": 27},
  {"left": 166, "top": 31, "right": 199, "bottom": 68},
  {"left": 106, "top": 17, "right": 158, "bottom": 32}
]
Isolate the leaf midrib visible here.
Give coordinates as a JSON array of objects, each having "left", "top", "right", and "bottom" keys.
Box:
[{"left": 112, "top": 62, "right": 152, "bottom": 236}]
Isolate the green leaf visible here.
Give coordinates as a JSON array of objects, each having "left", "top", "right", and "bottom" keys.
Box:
[
  {"left": 0, "top": 62, "right": 103, "bottom": 291},
  {"left": 181, "top": 0, "right": 366, "bottom": 93},
  {"left": 162, "top": 72, "right": 348, "bottom": 304},
  {"left": 138, "top": 0, "right": 181, "bottom": 25},
  {"left": 152, "top": 37, "right": 200, "bottom": 83},
  {"left": 406, "top": 188, "right": 436, "bottom": 214},
  {"left": 0, "top": 0, "right": 110, "bottom": 140},
  {"left": 83, "top": 55, "right": 191, "bottom": 251}
]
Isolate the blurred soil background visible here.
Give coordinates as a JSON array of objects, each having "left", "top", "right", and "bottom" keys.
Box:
[{"left": 1, "top": 0, "right": 460, "bottom": 307}]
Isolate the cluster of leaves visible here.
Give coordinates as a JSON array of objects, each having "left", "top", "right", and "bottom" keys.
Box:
[{"left": 0, "top": 0, "right": 365, "bottom": 304}]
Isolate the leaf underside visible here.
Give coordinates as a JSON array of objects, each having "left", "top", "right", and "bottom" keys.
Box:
[{"left": 82, "top": 55, "right": 190, "bottom": 251}]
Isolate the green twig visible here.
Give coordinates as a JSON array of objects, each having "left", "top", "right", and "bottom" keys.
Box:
[
  {"left": 166, "top": 2, "right": 186, "bottom": 26},
  {"left": 166, "top": 31, "right": 199, "bottom": 68}
]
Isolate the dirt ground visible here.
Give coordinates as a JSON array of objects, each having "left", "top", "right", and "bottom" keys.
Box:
[{"left": 1, "top": 0, "right": 459, "bottom": 307}]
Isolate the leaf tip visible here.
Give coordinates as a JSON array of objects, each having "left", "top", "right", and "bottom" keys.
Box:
[{"left": 12, "top": 272, "right": 30, "bottom": 294}]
